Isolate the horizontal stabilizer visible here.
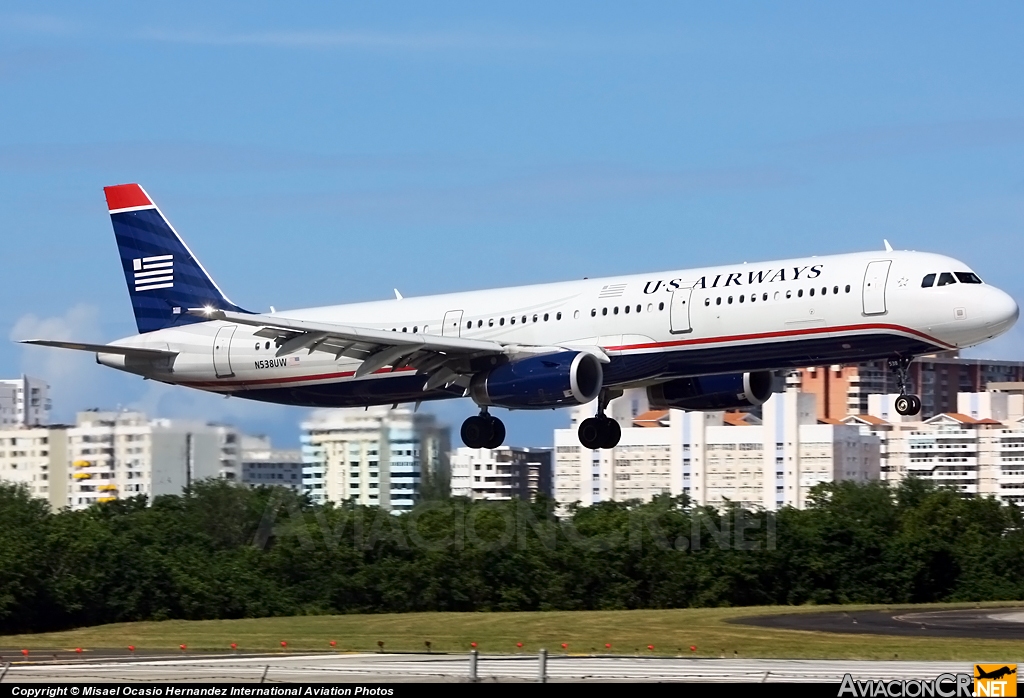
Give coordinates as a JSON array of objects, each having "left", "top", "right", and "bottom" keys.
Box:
[{"left": 20, "top": 339, "right": 178, "bottom": 359}]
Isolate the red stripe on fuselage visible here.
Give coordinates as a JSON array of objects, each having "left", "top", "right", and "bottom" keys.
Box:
[{"left": 182, "top": 322, "right": 950, "bottom": 390}]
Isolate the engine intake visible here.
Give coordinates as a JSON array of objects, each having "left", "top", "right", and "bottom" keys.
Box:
[
  {"left": 647, "top": 371, "right": 774, "bottom": 411},
  {"left": 470, "top": 351, "right": 603, "bottom": 409}
]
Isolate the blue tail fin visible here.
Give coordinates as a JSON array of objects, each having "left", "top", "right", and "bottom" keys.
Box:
[{"left": 104, "top": 183, "right": 250, "bottom": 333}]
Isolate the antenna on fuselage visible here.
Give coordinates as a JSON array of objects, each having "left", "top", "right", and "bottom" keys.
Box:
[{"left": 883, "top": 239, "right": 893, "bottom": 252}]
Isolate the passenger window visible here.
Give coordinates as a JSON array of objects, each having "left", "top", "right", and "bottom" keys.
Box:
[
  {"left": 937, "top": 272, "right": 956, "bottom": 286},
  {"left": 705, "top": 298, "right": 711, "bottom": 306},
  {"left": 833, "top": 286, "right": 838, "bottom": 294},
  {"left": 510, "top": 317, "right": 516, "bottom": 325},
  {"left": 574, "top": 310, "right": 580, "bottom": 319},
  {"left": 921, "top": 273, "right": 936, "bottom": 288},
  {"left": 821, "top": 287, "right": 826, "bottom": 295},
  {"left": 647, "top": 303, "right": 654, "bottom": 312},
  {"left": 728, "top": 296, "right": 733, "bottom": 304},
  {"left": 750, "top": 294, "right": 756, "bottom": 302},
  {"left": 522, "top": 315, "right": 527, "bottom": 323},
  {"left": 466, "top": 321, "right": 472, "bottom": 329},
  {"left": 624, "top": 305, "right": 630, "bottom": 314},
  {"left": 797, "top": 289, "right": 803, "bottom": 298},
  {"left": 739, "top": 295, "right": 744, "bottom": 303},
  {"left": 786, "top": 290, "right": 792, "bottom": 299},
  {"left": 254, "top": 342, "right": 260, "bottom": 350},
  {"left": 955, "top": 272, "right": 982, "bottom": 284},
  {"left": 557, "top": 312, "right": 562, "bottom": 320},
  {"left": 488, "top": 319, "right": 494, "bottom": 327},
  {"left": 413, "top": 326, "right": 418, "bottom": 333},
  {"left": 532, "top": 314, "right": 538, "bottom": 322},
  {"left": 544, "top": 313, "right": 549, "bottom": 321},
  {"left": 762, "top": 293, "right": 768, "bottom": 301},
  {"left": 402, "top": 327, "right": 407, "bottom": 332},
  {"left": 716, "top": 297, "right": 722, "bottom": 306},
  {"left": 658, "top": 302, "right": 665, "bottom": 310},
  {"left": 499, "top": 318, "right": 505, "bottom": 326},
  {"left": 809, "top": 288, "right": 814, "bottom": 297},
  {"left": 265, "top": 341, "right": 271, "bottom": 349},
  {"left": 478, "top": 320, "right": 483, "bottom": 328},
  {"left": 636, "top": 304, "right": 641, "bottom": 313},
  {"left": 601, "top": 308, "right": 607, "bottom": 316},
  {"left": 591, "top": 309, "right": 596, "bottom": 317},
  {"left": 612, "top": 307, "right": 618, "bottom": 315},
  {"left": 845, "top": 285, "right": 851, "bottom": 293}
]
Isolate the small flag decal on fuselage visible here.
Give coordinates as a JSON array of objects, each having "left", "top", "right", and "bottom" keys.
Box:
[{"left": 133, "top": 255, "right": 174, "bottom": 291}]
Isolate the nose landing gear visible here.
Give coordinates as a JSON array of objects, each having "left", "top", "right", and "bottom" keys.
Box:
[
  {"left": 578, "top": 389, "right": 623, "bottom": 450},
  {"left": 461, "top": 409, "right": 506, "bottom": 449},
  {"left": 889, "top": 357, "right": 922, "bottom": 416}
]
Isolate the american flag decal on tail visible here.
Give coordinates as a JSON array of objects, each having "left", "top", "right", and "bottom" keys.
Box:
[{"left": 133, "top": 255, "right": 174, "bottom": 291}]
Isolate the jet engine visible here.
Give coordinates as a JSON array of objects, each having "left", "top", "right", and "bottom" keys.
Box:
[
  {"left": 469, "top": 351, "right": 603, "bottom": 409},
  {"left": 647, "top": 371, "right": 774, "bottom": 411}
]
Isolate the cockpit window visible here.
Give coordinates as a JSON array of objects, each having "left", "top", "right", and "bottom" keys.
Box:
[
  {"left": 921, "top": 273, "right": 936, "bottom": 288},
  {"left": 936, "top": 272, "right": 957, "bottom": 287},
  {"left": 955, "top": 271, "right": 983, "bottom": 284}
]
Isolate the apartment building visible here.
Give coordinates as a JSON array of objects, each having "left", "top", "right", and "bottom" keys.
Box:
[
  {"left": 554, "top": 388, "right": 879, "bottom": 511},
  {"left": 240, "top": 435, "right": 303, "bottom": 491},
  {"left": 450, "top": 446, "right": 552, "bottom": 501},
  {"left": 301, "top": 407, "right": 449, "bottom": 511}
]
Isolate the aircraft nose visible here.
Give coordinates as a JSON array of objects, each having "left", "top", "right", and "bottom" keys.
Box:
[{"left": 985, "top": 286, "right": 1019, "bottom": 335}]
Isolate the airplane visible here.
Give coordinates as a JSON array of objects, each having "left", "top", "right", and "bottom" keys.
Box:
[{"left": 24, "top": 183, "right": 1019, "bottom": 450}]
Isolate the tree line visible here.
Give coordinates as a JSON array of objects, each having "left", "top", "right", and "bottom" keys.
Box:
[{"left": 1, "top": 478, "right": 1023, "bottom": 634}]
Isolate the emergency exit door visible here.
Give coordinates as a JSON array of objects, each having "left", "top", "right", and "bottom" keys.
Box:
[
  {"left": 670, "top": 286, "right": 694, "bottom": 333},
  {"left": 862, "top": 260, "right": 891, "bottom": 315},
  {"left": 442, "top": 310, "right": 464, "bottom": 337}
]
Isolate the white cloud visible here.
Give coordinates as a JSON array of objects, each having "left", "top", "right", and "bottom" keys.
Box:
[{"left": 8, "top": 304, "right": 110, "bottom": 421}]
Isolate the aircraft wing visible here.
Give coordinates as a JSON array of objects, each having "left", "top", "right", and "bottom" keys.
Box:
[
  {"left": 191, "top": 309, "right": 607, "bottom": 391},
  {"left": 20, "top": 339, "right": 178, "bottom": 358}
]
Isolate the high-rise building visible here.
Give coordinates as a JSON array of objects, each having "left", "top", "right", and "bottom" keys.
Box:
[
  {"left": 0, "top": 425, "right": 68, "bottom": 510},
  {"left": 450, "top": 446, "right": 552, "bottom": 501},
  {"left": 66, "top": 410, "right": 240, "bottom": 510},
  {"left": 789, "top": 354, "right": 1024, "bottom": 421},
  {"left": 844, "top": 390, "right": 1024, "bottom": 506},
  {"left": 554, "top": 388, "right": 879, "bottom": 511},
  {"left": 0, "top": 376, "right": 51, "bottom": 427},
  {"left": 301, "top": 407, "right": 449, "bottom": 511},
  {"left": 240, "top": 435, "right": 303, "bottom": 492}
]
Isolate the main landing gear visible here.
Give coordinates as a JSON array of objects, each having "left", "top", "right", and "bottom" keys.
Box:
[
  {"left": 461, "top": 408, "right": 506, "bottom": 449},
  {"left": 578, "top": 390, "right": 622, "bottom": 450},
  {"left": 889, "top": 357, "right": 922, "bottom": 417}
]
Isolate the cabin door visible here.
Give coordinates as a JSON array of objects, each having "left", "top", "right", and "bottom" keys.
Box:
[
  {"left": 213, "top": 326, "right": 237, "bottom": 378},
  {"left": 862, "top": 260, "right": 892, "bottom": 315}
]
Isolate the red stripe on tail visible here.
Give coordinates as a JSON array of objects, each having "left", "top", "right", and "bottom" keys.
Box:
[{"left": 104, "top": 183, "right": 152, "bottom": 211}]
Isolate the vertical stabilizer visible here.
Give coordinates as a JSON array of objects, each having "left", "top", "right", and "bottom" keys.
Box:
[{"left": 104, "top": 183, "right": 250, "bottom": 333}]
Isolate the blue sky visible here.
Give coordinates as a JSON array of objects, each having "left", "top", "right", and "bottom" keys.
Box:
[{"left": 3, "top": 2, "right": 1024, "bottom": 447}]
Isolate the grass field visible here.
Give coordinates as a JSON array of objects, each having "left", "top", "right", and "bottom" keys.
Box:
[{"left": 2, "top": 603, "right": 1023, "bottom": 660}]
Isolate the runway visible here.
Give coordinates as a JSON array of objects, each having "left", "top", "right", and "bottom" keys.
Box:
[
  {"left": 0, "top": 653, "right": 983, "bottom": 683},
  {"left": 734, "top": 606, "right": 1024, "bottom": 639}
]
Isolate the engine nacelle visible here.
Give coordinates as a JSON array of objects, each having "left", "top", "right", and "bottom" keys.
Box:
[
  {"left": 469, "top": 351, "right": 603, "bottom": 409},
  {"left": 647, "top": 371, "right": 774, "bottom": 411}
]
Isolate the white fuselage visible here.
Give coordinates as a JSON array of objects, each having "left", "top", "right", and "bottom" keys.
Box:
[{"left": 100, "top": 249, "right": 1018, "bottom": 409}]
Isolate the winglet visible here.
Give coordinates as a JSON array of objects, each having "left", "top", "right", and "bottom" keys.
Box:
[
  {"left": 394, "top": 288, "right": 403, "bottom": 300},
  {"left": 883, "top": 239, "right": 893, "bottom": 252}
]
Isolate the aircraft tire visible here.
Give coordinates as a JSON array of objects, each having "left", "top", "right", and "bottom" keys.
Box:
[
  {"left": 600, "top": 418, "right": 621, "bottom": 449},
  {"left": 485, "top": 417, "right": 506, "bottom": 449},
  {"left": 461, "top": 415, "right": 490, "bottom": 449},
  {"left": 578, "top": 417, "right": 606, "bottom": 450}
]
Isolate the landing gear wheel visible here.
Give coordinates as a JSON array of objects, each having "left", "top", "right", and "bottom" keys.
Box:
[
  {"left": 461, "top": 414, "right": 506, "bottom": 449},
  {"left": 578, "top": 417, "right": 606, "bottom": 450},
  {"left": 461, "top": 415, "right": 490, "bottom": 449},
  {"left": 600, "top": 418, "right": 621, "bottom": 449},
  {"left": 894, "top": 394, "right": 922, "bottom": 416},
  {"left": 484, "top": 416, "right": 505, "bottom": 449}
]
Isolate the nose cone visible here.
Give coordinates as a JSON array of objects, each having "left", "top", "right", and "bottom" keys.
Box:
[{"left": 985, "top": 287, "right": 1019, "bottom": 338}]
